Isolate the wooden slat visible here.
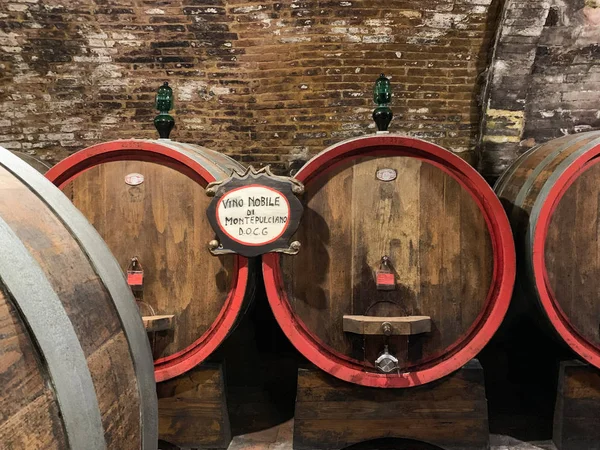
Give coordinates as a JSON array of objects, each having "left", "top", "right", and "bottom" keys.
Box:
[
  {"left": 295, "top": 399, "right": 486, "bottom": 420},
  {"left": 296, "top": 361, "right": 486, "bottom": 403},
  {"left": 343, "top": 315, "right": 431, "bottom": 335},
  {"left": 143, "top": 315, "right": 175, "bottom": 332}
]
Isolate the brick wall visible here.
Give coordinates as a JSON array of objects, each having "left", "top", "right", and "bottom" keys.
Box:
[
  {"left": 480, "top": 0, "right": 600, "bottom": 180},
  {"left": 0, "top": 0, "right": 500, "bottom": 172}
]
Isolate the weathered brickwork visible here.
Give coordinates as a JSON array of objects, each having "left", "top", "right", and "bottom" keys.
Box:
[
  {"left": 0, "top": 0, "right": 500, "bottom": 171},
  {"left": 481, "top": 0, "right": 600, "bottom": 179}
]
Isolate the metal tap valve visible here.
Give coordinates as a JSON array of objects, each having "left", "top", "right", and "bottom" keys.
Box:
[{"left": 375, "top": 345, "right": 399, "bottom": 373}]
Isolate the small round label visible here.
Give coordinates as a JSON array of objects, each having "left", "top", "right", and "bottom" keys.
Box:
[
  {"left": 216, "top": 185, "right": 290, "bottom": 246},
  {"left": 376, "top": 168, "right": 397, "bottom": 182},
  {"left": 125, "top": 173, "right": 144, "bottom": 186}
]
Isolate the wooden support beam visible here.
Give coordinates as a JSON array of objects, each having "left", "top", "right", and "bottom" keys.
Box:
[
  {"left": 294, "top": 360, "right": 489, "bottom": 450},
  {"left": 158, "top": 363, "right": 231, "bottom": 449},
  {"left": 554, "top": 360, "right": 600, "bottom": 450},
  {"left": 143, "top": 315, "right": 175, "bottom": 332},
  {"left": 342, "top": 315, "right": 431, "bottom": 336}
]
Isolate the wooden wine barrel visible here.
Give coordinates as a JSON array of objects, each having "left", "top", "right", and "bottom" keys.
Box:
[
  {"left": 46, "top": 139, "right": 252, "bottom": 382},
  {"left": 0, "top": 146, "right": 157, "bottom": 449},
  {"left": 263, "top": 134, "right": 516, "bottom": 387},
  {"left": 495, "top": 130, "right": 600, "bottom": 369},
  {"left": 10, "top": 150, "right": 51, "bottom": 173}
]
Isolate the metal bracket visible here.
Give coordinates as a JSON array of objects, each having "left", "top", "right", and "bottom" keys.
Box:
[
  {"left": 206, "top": 165, "right": 305, "bottom": 197},
  {"left": 208, "top": 240, "right": 236, "bottom": 255},
  {"left": 208, "top": 239, "right": 301, "bottom": 256}
]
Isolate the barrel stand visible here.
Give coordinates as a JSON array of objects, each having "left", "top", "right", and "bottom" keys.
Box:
[
  {"left": 157, "top": 362, "right": 232, "bottom": 450},
  {"left": 553, "top": 360, "right": 600, "bottom": 450},
  {"left": 293, "top": 360, "right": 489, "bottom": 450}
]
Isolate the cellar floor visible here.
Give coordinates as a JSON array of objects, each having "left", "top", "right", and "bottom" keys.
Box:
[{"left": 227, "top": 419, "right": 558, "bottom": 450}]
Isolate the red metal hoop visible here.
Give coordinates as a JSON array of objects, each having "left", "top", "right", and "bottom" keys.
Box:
[
  {"left": 533, "top": 150, "right": 600, "bottom": 369},
  {"left": 46, "top": 139, "right": 249, "bottom": 382},
  {"left": 263, "top": 135, "right": 516, "bottom": 387}
]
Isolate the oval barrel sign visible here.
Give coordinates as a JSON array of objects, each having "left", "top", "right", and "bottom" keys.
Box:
[
  {"left": 125, "top": 173, "right": 144, "bottom": 186},
  {"left": 376, "top": 168, "right": 397, "bottom": 182},
  {"left": 206, "top": 166, "right": 304, "bottom": 258},
  {"left": 216, "top": 185, "right": 290, "bottom": 246}
]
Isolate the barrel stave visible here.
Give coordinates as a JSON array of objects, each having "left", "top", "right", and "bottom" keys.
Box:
[
  {"left": 0, "top": 288, "right": 67, "bottom": 449},
  {"left": 497, "top": 133, "right": 600, "bottom": 216}
]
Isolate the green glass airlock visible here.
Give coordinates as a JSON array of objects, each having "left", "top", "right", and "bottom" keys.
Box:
[
  {"left": 154, "top": 81, "right": 175, "bottom": 139},
  {"left": 372, "top": 74, "right": 393, "bottom": 132}
]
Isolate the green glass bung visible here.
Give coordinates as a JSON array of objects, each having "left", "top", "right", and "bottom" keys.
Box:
[
  {"left": 372, "top": 73, "right": 393, "bottom": 132},
  {"left": 154, "top": 81, "right": 175, "bottom": 139}
]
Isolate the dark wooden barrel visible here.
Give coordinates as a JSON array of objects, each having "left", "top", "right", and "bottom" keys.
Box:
[
  {"left": 263, "top": 134, "right": 515, "bottom": 387},
  {"left": 46, "top": 139, "right": 252, "bottom": 382},
  {"left": 495, "top": 130, "right": 600, "bottom": 369},
  {"left": 0, "top": 146, "right": 157, "bottom": 449}
]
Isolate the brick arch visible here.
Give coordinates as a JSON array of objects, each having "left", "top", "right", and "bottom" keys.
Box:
[{"left": 480, "top": 0, "right": 600, "bottom": 180}]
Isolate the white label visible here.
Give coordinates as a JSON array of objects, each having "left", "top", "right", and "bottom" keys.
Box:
[
  {"left": 125, "top": 173, "right": 144, "bottom": 186},
  {"left": 216, "top": 185, "right": 290, "bottom": 246},
  {"left": 376, "top": 168, "right": 397, "bottom": 181}
]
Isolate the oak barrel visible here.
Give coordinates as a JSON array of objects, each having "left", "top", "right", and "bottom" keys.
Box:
[
  {"left": 46, "top": 139, "right": 252, "bottom": 381},
  {"left": 495, "top": 130, "right": 600, "bottom": 369},
  {"left": 263, "top": 134, "right": 516, "bottom": 387},
  {"left": 0, "top": 146, "right": 157, "bottom": 449},
  {"left": 10, "top": 150, "right": 51, "bottom": 173}
]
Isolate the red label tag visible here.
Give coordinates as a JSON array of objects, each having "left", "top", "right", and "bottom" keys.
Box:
[
  {"left": 376, "top": 272, "right": 395, "bottom": 290},
  {"left": 127, "top": 271, "right": 144, "bottom": 286}
]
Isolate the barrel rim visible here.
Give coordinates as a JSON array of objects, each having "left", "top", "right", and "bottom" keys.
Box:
[
  {"left": 263, "top": 134, "right": 516, "bottom": 387},
  {"left": 529, "top": 139, "right": 600, "bottom": 369},
  {"left": 9, "top": 150, "right": 52, "bottom": 173},
  {"left": 46, "top": 139, "right": 221, "bottom": 188},
  {"left": 493, "top": 131, "right": 597, "bottom": 196},
  {"left": 46, "top": 139, "right": 250, "bottom": 382}
]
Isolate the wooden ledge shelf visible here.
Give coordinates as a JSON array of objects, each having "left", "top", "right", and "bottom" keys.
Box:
[
  {"left": 143, "top": 315, "right": 175, "bottom": 332},
  {"left": 343, "top": 315, "right": 431, "bottom": 336}
]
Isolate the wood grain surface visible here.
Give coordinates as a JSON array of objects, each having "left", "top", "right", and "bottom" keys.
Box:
[
  {"left": 157, "top": 363, "right": 231, "bottom": 449},
  {"left": 0, "top": 163, "right": 143, "bottom": 449},
  {"left": 496, "top": 131, "right": 600, "bottom": 366},
  {"left": 282, "top": 155, "right": 494, "bottom": 370},
  {"left": 554, "top": 361, "right": 600, "bottom": 450},
  {"left": 65, "top": 160, "right": 235, "bottom": 360},
  {"left": 545, "top": 162, "right": 600, "bottom": 349},
  {"left": 0, "top": 288, "right": 67, "bottom": 449},
  {"left": 293, "top": 362, "right": 488, "bottom": 450}
]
